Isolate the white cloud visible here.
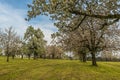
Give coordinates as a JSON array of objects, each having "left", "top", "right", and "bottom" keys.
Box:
[
  {"left": 0, "top": 3, "right": 28, "bottom": 36},
  {"left": 0, "top": 2, "right": 57, "bottom": 44}
]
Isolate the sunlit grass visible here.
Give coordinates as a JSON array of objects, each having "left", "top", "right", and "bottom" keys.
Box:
[{"left": 0, "top": 56, "right": 120, "bottom": 80}]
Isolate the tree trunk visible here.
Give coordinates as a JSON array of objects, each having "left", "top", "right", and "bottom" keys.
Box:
[
  {"left": 28, "top": 54, "right": 30, "bottom": 59},
  {"left": 33, "top": 52, "right": 38, "bottom": 60},
  {"left": 6, "top": 47, "right": 9, "bottom": 62},
  {"left": 7, "top": 54, "right": 9, "bottom": 62},
  {"left": 39, "top": 54, "right": 42, "bottom": 58},
  {"left": 6, "top": 45, "right": 9, "bottom": 62},
  {"left": 33, "top": 53, "right": 35, "bottom": 60},
  {"left": 69, "top": 56, "right": 73, "bottom": 60},
  {"left": 12, "top": 55, "right": 15, "bottom": 59},
  {"left": 82, "top": 53, "right": 86, "bottom": 62},
  {"left": 78, "top": 51, "right": 86, "bottom": 62},
  {"left": 52, "top": 53, "right": 55, "bottom": 59},
  {"left": 91, "top": 52, "right": 97, "bottom": 66},
  {"left": 21, "top": 54, "right": 23, "bottom": 59}
]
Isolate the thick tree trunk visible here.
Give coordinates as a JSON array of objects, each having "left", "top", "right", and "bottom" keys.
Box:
[{"left": 91, "top": 52, "right": 97, "bottom": 66}]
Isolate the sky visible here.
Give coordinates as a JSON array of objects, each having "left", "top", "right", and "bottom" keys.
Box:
[{"left": 0, "top": 0, "right": 57, "bottom": 44}]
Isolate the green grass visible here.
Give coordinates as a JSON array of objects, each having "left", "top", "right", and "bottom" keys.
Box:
[{"left": 0, "top": 57, "right": 120, "bottom": 80}]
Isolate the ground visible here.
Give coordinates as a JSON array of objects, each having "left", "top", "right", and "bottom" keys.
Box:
[{"left": 0, "top": 57, "right": 120, "bottom": 80}]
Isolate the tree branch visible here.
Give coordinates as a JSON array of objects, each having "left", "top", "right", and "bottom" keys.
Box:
[
  {"left": 69, "top": 10, "right": 120, "bottom": 19},
  {"left": 71, "top": 15, "right": 87, "bottom": 31},
  {"left": 100, "top": 18, "right": 119, "bottom": 30}
]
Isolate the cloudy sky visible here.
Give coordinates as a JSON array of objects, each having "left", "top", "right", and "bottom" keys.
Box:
[{"left": 0, "top": 0, "right": 57, "bottom": 44}]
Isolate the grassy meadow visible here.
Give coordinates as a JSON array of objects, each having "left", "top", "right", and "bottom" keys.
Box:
[{"left": 0, "top": 57, "right": 120, "bottom": 80}]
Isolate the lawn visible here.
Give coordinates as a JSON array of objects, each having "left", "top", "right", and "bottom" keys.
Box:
[{"left": 0, "top": 57, "right": 120, "bottom": 80}]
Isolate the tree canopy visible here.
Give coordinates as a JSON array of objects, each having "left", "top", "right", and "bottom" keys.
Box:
[{"left": 27, "top": 0, "right": 120, "bottom": 31}]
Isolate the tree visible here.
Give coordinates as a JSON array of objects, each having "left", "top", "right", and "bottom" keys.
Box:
[
  {"left": 21, "top": 42, "right": 30, "bottom": 59},
  {"left": 51, "top": 17, "right": 120, "bottom": 66},
  {"left": 52, "top": 30, "right": 88, "bottom": 62},
  {"left": 78, "top": 18, "right": 120, "bottom": 66},
  {"left": 101, "top": 23, "right": 120, "bottom": 61},
  {"left": 35, "top": 28, "right": 47, "bottom": 58},
  {"left": 1, "top": 27, "right": 19, "bottom": 62},
  {"left": 27, "top": 0, "right": 120, "bottom": 31},
  {"left": 24, "top": 26, "right": 46, "bottom": 59},
  {"left": 46, "top": 45, "right": 64, "bottom": 59},
  {"left": 10, "top": 36, "right": 21, "bottom": 59}
]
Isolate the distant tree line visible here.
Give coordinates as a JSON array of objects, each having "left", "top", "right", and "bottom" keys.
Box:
[{"left": 0, "top": 26, "right": 65, "bottom": 62}]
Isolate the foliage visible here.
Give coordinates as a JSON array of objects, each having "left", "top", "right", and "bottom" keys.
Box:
[
  {"left": 0, "top": 27, "right": 21, "bottom": 61},
  {"left": 27, "top": 0, "right": 120, "bottom": 31},
  {"left": 46, "top": 45, "right": 64, "bottom": 59},
  {"left": 24, "top": 26, "right": 46, "bottom": 59}
]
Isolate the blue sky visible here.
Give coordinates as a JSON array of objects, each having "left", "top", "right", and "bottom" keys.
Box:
[{"left": 0, "top": 0, "right": 57, "bottom": 44}]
